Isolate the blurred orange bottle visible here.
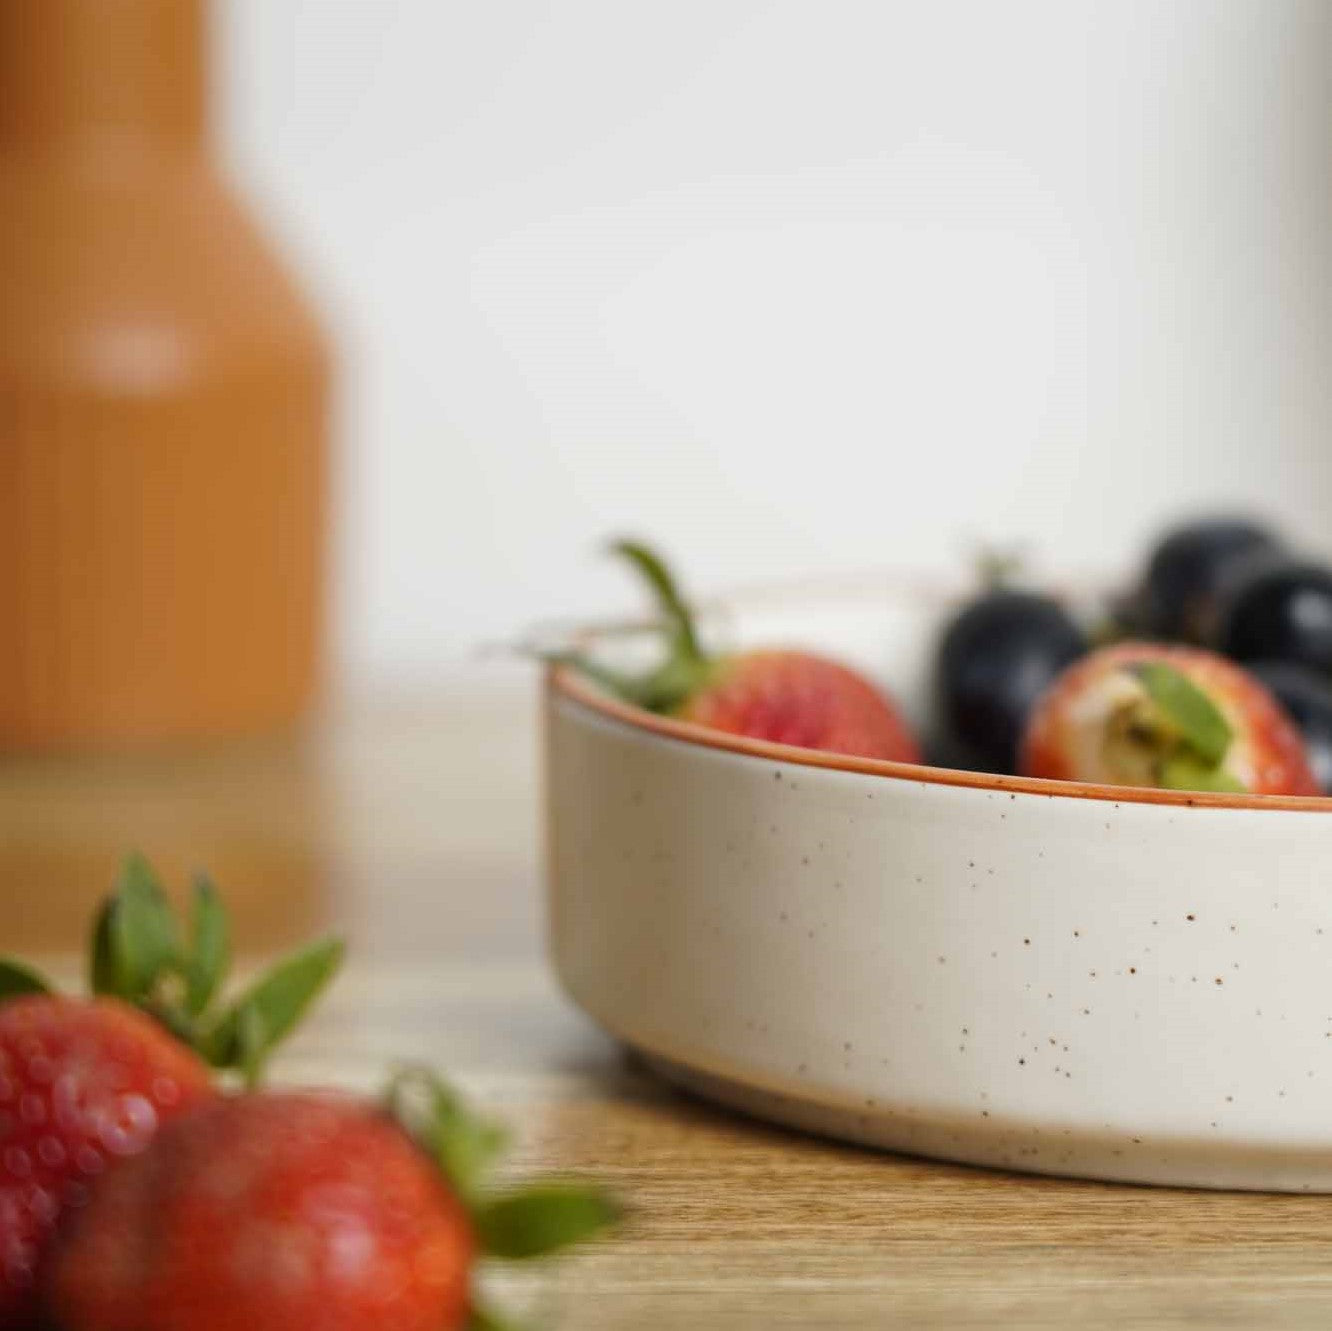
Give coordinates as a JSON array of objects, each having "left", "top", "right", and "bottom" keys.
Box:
[{"left": 0, "top": 0, "right": 330, "bottom": 749}]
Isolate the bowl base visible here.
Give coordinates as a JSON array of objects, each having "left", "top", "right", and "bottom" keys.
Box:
[{"left": 641, "top": 1051, "right": 1332, "bottom": 1194}]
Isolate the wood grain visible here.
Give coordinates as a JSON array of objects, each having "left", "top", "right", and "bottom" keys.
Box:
[{"left": 4, "top": 676, "right": 1332, "bottom": 1328}]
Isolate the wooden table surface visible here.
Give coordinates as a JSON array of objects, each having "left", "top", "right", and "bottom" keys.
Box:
[{"left": 6, "top": 677, "right": 1332, "bottom": 1329}]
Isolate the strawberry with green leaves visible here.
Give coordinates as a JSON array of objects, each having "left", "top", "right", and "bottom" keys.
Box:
[
  {"left": 46, "top": 1070, "right": 619, "bottom": 1331},
  {"left": 82, "top": 855, "right": 344, "bottom": 1087},
  {"left": 1019, "top": 642, "right": 1318, "bottom": 795},
  {"left": 572, "top": 541, "right": 921, "bottom": 763},
  {"left": 0, "top": 855, "right": 342, "bottom": 1321},
  {"left": 0, "top": 995, "right": 212, "bottom": 1321}
]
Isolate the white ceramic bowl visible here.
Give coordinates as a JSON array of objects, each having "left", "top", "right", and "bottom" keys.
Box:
[{"left": 545, "top": 575, "right": 1332, "bottom": 1191}]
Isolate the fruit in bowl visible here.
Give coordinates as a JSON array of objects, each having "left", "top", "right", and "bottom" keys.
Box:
[
  {"left": 566, "top": 519, "right": 1332, "bottom": 800},
  {"left": 1218, "top": 559, "right": 1332, "bottom": 678},
  {"left": 933, "top": 581, "right": 1086, "bottom": 774},
  {"left": 1124, "top": 516, "right": 1282, "bottom": 644},
  {"left": 1018, "top": 642, "right": 1318, "bottom": 796},
  {"left": 569, "top": 540, "right": 921, "bottom": 763}
]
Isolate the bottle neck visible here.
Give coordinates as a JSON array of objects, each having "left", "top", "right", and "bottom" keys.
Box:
[{"left": 0, "top": 0, "right": 208, "bottom": 154}]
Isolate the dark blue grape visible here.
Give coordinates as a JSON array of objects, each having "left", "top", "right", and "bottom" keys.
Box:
[
  {"left": 935, "top": 590, "right": 1086, "bottom": 773},
  {"left": 1135, "top": 517, "right": 1281, "bottom": 643},
  {"left": 1219, "top": 560, "right": 1332, "bottom": 675}
]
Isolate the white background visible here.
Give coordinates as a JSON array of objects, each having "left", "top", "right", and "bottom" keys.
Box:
[{"left": 218, "top": 1, "right": 1332, "bottom": 684}]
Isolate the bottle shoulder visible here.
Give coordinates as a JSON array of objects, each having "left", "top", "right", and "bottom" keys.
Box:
[{"left": 0, "top": 155, "right": 328, "bottom": 395}]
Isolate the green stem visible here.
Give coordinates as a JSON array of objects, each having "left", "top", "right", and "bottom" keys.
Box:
[
  {"left": 544, "top": 542, "right": 716, "bottom": 715},
  {"left": 975, "top": 543, "right": 1025, "bottom": 591},
  {"left": 546, "top": 651, "right": 654, "bottom": 707},
  {"left": 552, "top": 541, "right": 712, "bottom": 714},
  {"left": 607, "top": 539, "right": 705, "bottom": 667}
]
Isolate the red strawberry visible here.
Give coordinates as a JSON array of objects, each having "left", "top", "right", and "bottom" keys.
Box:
[
  {"left": 47, "top": 1074, "right": 618, "bottom": 1331},
  {"left": 572, "top": 541, "right": 920, "bottom": 762},
  {"left": 676, "top": 649, "right": 920, "bottom": 760},
  {"left": 0, "top": 997, "right": 214, "bottom": 1320},
  {"left": 0, "top": 855, "right": 344, "bottom": 1320},
  {"left": 47, "top": 1092, "right": 472, "bottom": 1331},
  {"left": 1020, "top": 642, "right": 1318, "bottom": 795}
]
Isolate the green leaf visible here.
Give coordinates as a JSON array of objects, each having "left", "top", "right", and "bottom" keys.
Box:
[
  {"left": 465, "top": 1305, "right": 523, "bottom": 1331},
  {"left": 387, "top": 1067, "right": 510, "bottom": 1202},
  {"left": 475, "top": 1184, "right": 621, "bottom": 1260},
  {"left": 111, "top": 853, "right": 181, "bottom": 998},
  {"left": 1131, "top": 662, "right": 1233, "bottom": 765},
  {"left": 184, "top": 874, "right": 230, "bottom": 1016},
  {"left": 439, "top": 1111, "right": 510, "bottom": 1200},
  {"left": 89, "top": 899, "right": 124, "bottom": 997},
  {"left": 1160, "top": 754, "right": 1247, "bottom": 795},
  {"left": 0, "top": 958, "right": 54, "bottom": 1000},
  {"left": 205, "top": 936, "right": 344, "bottom": 1074}
]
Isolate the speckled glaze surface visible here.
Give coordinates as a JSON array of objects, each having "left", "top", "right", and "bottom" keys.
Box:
[{"left": 544, "top": 580, "right": 1332, "bottom": 1191}]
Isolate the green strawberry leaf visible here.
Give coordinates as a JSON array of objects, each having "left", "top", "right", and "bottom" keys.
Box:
[
  {"left": 439, "top": 1111, "right": 511, "bottom": 1200},
  {"left": 0, "top": 958, "right": 54, "bottom": 1000},
  {"left": 465, "top": 1305, "right": 523, "bottom": 1331},
  {"left": 1160, "top": 754, "right": 1247, "bottom": 794},
  {"left": 111, "top": 853, "right": 181, "bottom": 998},
  {"left": 1131, "top": 662, "right": 1233, "bottom": 765},
  {"left": 205, "top": 936, "right": 344, "bottom": 1074},
  {"left": 89, "top": 899, "right": 126, "bottom": 997},
  {"left": 474, "top": 1183, "right": 621, "bottom": 1260},
  {"left": 387, "top": 1067, "right": 511, "bottom": 1202},
  {"left": 82, "top": 858, "right": 341, "bottom": 1081},
  {"left": 185, "top": 873, "right": 230, "bottom": 1016}
]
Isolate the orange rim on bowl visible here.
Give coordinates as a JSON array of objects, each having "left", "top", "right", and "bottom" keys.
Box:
[{"left": 549, "top": 665, "right": 1332, "bottom": 814}]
